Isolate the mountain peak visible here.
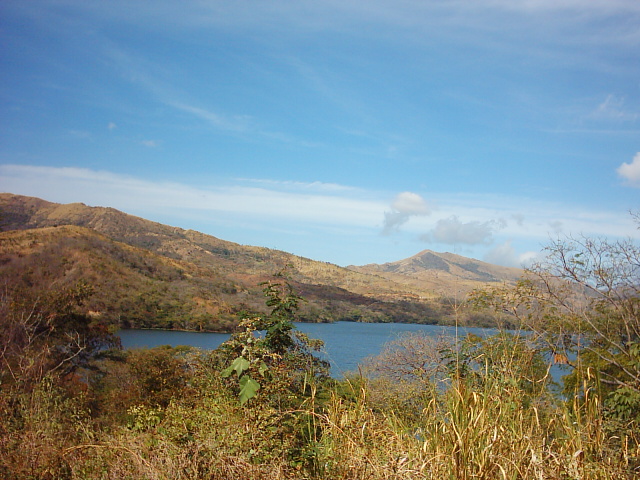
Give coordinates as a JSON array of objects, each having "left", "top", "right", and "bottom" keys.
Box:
[{"left": 350, "top": 248, "right": 522, "bottom": 295}]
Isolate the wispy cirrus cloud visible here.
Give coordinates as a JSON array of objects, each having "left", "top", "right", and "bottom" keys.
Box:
[
  {"left": 168, "top": 101, "right": 252, "bottom": 133},
  {"left": 102, "top": 45, "right": 321, "bottom": 146},
  {"left": 17, "top": 1, "right": 640, "bottom": 60},
  {"left": 42, "top": 1, "right": 640, "bottom": 34},
  {"left": 590, "top": 95, "right": 639, "bottom": 122},
  {"left": 1, "top": 164, "right": 636, "bottom": 266},
  {"left": 102, "top": 45, "right": 253, "bottom": 134}
]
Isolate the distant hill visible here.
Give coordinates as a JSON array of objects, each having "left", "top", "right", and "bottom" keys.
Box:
[
  {"left": 349, "top": 249, "right": 522, "bottom": 296},
  {"left": 0, "top": 193, "right": 523, "bottom": 331}
]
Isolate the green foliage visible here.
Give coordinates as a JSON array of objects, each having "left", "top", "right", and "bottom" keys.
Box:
[
  {"left": 238, "top": 374, "right": 261, "bottom": 405},
  {"left": 222, "top": 355, "right": 251, "bottom": 377},
  {"left": 608, "top": 386, "right": 640, "bottom": 422},
  {"left": 219, "top": 269, "right": 329, "bottom": 405},
  {"left": 221, "top": 354, "right": 263, "bottom": 404},
  {"left": 257, "top": 271, "right": 302, "bottom": 354}
]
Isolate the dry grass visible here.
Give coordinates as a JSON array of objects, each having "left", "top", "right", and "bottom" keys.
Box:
[
  {"left": 309, "top": 375, "right": 637, "bottom": 480},
  {"left": 2, "top": 352, "right": 638, "bottom": 479}
]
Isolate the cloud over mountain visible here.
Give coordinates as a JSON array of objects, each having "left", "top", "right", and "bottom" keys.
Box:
[
  {"left": 421, "top": 216, "right": 497, "bottom": 246},
  {"left": 382, "top": 192, "right": 430, "bottom": 235}
]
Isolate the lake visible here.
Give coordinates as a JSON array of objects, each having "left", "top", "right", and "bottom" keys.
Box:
[{"left": 119, "top": 322, "right": 500, "bottom": 377}]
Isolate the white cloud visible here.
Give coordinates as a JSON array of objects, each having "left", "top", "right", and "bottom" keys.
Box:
[
  {"left": 46, "top": 1, "right": 640, "bottom": 32},
  {"left": 68, "top": 130, "right": 92, "bottom": 139},
  {"left": 382, "top": 191, "right": 430, "bottom": 235},
  {"left": 617, "top": 152, "right": 640, "bottom": 187},
  {"left": 392, "top": 191, "right": 430, "bottom": 215},
  {"left": 101, "top": 45, "right": 255, "bottom": 135},
  {"left": 170, "top": 101, "right": 251, "bottom": 133},
  {"left": 483, "top": 240, "right": 540, "bottom": 268},
  {"left": 102, "top": 45, "right": 318, "bottom": 147},
  {"left": 239, "top": 178, "right": 361, "bottom": 194},
  {"left": 549, "top": 220, "right": 564, "bottom": 234},
  {"left": 141, "top": 140, "right": 159, "bottom": 148},
  {"left": 108, "top": 122, "right": 117, "bottom": 130},
  {"left": 422, "top": 216, "right": 496, "bottom": 246},
  {"left": 0, "top": 164, "right": 384, "bottom": 228},
  {"left": 511, "top": 213, "right": 525, "bottom": 226},
  {"left": 483, "top": 0, "right": 640, "bottom": 14}
]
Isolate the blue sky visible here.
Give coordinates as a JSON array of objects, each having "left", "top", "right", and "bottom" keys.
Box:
[{"left": 1, "top": 1, "right": 639, "bottom": 267}]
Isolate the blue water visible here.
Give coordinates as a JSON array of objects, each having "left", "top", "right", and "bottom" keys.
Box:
[{"left": 119, "top": 322, "right": 497, "bottom": 377}]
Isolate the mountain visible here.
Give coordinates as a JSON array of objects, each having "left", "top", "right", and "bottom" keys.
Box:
[
  {"left": 349, "top": 250, "right": 522, "bottom": 296},
  {"left": 0, "top": 193, "right": 523, "bottom": 331}
]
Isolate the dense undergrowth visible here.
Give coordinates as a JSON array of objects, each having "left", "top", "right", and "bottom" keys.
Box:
[
  {"left": 1, "top": 338, "right": 638, "bottom": 479},
  {"left": 1, "top": 290, "right": 638, "bottom": 480}
]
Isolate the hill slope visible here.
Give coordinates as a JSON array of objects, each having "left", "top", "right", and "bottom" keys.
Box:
[
  {"left": 0, "top": 193, "right": 523, "bottom": 330},
  {"left": 0, "top": 224, "right": 241, "bottom": 330}
]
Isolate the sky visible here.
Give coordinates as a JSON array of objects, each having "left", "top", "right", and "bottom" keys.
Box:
[{"left": 0, "top": 1, "right": 639, "bottom": 268}]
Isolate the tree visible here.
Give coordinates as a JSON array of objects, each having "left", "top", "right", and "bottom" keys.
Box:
[
  {"left": 470, "top": 219, "right": 640, "bottom": 421},
  {"left": 0, "top": 280, "right": 119, "bottom": 391},
  {"left": 360, "top": 331, "right": 454, "bottom": 419},
  {"left": 362, "top": 331, "right": 453, "bottom": 387}
]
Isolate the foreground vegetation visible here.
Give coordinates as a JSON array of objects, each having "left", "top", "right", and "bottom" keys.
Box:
[{"left": 2, "top": 229, "right": 640, "bottom": 478}]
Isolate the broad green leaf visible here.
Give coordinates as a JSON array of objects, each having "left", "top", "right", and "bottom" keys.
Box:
[
  {"left": 239, "top": 375, "right": 260, "bottom": 404},
  {"left": 221, "top": 356, "right": 250, "bottom": 378}
]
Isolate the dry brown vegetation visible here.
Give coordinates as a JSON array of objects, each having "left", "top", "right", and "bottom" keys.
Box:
[{"left": 2, "top": 336, "right": 638, "bottom": 479}]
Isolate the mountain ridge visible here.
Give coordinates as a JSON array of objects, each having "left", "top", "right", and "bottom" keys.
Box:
[{"left": 0, "top": 193, "right": 522, "bottom": 330}]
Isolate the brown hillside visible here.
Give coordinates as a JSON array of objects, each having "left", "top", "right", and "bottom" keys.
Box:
[{"left": 0, "top": 193, "right": 523, "bottom": 329}]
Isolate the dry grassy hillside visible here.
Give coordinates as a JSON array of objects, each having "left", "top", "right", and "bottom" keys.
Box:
[{"left": 0, "top": 193, "right": 523, "bottom": 329}]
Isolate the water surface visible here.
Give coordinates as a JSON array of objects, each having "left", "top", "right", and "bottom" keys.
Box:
[{"left": 119, "top": 322, "right": 494, "bottom": 377}]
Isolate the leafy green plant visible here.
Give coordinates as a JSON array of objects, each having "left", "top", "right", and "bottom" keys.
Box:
[
  {"left": 219, "top": 269, "right": 329, "bottom": 405},
  {"left": 220, "top": 319, "right": 271, "bottom": 404}
]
